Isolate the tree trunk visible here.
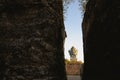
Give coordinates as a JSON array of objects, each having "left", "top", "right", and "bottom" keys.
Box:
[
  {"left": 0, "top": 0, "right": 67, "bottom": 80},
  {"left": 82, "top": 0, "right": 120, "bottom": 80}
]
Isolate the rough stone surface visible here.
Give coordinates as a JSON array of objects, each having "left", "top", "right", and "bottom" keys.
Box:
[
  {"left": 65, "top": 63, "right": 81, "bottom": 75},
  {"left": 0, "top": 0, "right": 67, "bottom": 80},
  {"left": 82, "top": 0, "right": 120, "bottom": 80}
]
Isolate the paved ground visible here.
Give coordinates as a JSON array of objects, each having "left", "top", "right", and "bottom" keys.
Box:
[{"left": 67, "top": 75, "right": 81, "bottom": 80}]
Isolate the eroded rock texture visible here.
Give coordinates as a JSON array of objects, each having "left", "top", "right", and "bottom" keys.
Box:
[
  {"left": 82, "top": 0, "right": 120, "bottom": 80},
  {"left": 0, "top": 0, "right": 67, "bottom": 80}
]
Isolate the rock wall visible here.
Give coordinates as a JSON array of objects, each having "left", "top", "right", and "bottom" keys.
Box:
[
  {"left": 0, "top": 0, "right": 67, "bottom": 80},
  {"left": 65, "top": 63, "right": 81, "bottom": 75},
  {"left": 82, "top": 0, "right": 120, "bottom": 80}
]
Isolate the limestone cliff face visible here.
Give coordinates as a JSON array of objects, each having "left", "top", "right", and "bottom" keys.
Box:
[
  {"left": 0, "top": 0, "right": 67, "bottom": 80},
  {"left": 65, "top": 62, "right": 82, "bottom": 75},
  {"left": 82, "top": 0, "right": 120, "bottom": 80}
]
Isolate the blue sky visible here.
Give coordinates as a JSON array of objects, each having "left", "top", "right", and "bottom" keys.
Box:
[{"left": 64, "top": 0, "right": 84, "bottom": 62}]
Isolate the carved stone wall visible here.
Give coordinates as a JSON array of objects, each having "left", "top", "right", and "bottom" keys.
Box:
[
  {"left": 65, "top": 63, "right": 81, "bottom": 75},
  {"left": 0, "top": 0, "right": 67, "bottom": 80},
  {"left": 82, "top": 0, "right": 120, "bottom": 80}
]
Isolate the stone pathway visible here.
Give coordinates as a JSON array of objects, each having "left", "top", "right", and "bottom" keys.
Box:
[{"left": 67, "top": 75, "right": 81, "bottom": 80}]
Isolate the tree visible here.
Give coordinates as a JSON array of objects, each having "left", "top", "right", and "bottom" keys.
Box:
[
  {"left": 79, "top": 0, "right": 89, "bottom": 13},
  {"left": 63, "top": 0, "right": 89, "bottom": 13}
]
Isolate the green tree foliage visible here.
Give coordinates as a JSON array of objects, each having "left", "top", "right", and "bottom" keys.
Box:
[
  {"left": 63, "top": 0, "right": 74, "bottom": 13},
  {"left": 65, "top": 59, "right": 83, "bottom": 65},
  {"left": 63, "top": 0, "right": 89, "bottom": 14},
  {"left": 79, "top": 0, "right": 89, "bottom": 13}
]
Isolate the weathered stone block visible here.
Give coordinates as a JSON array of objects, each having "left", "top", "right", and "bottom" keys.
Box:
[{"left": 0, "top": 0, "right": 67, "bottom": 80}]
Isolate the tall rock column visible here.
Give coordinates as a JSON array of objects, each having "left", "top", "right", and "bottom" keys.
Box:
[
  {"left": 82, "top": 0, "right": 120, "bottom": 80},
  {"left": 0, "top": 0, "right": 67, "bottom": 80}
]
